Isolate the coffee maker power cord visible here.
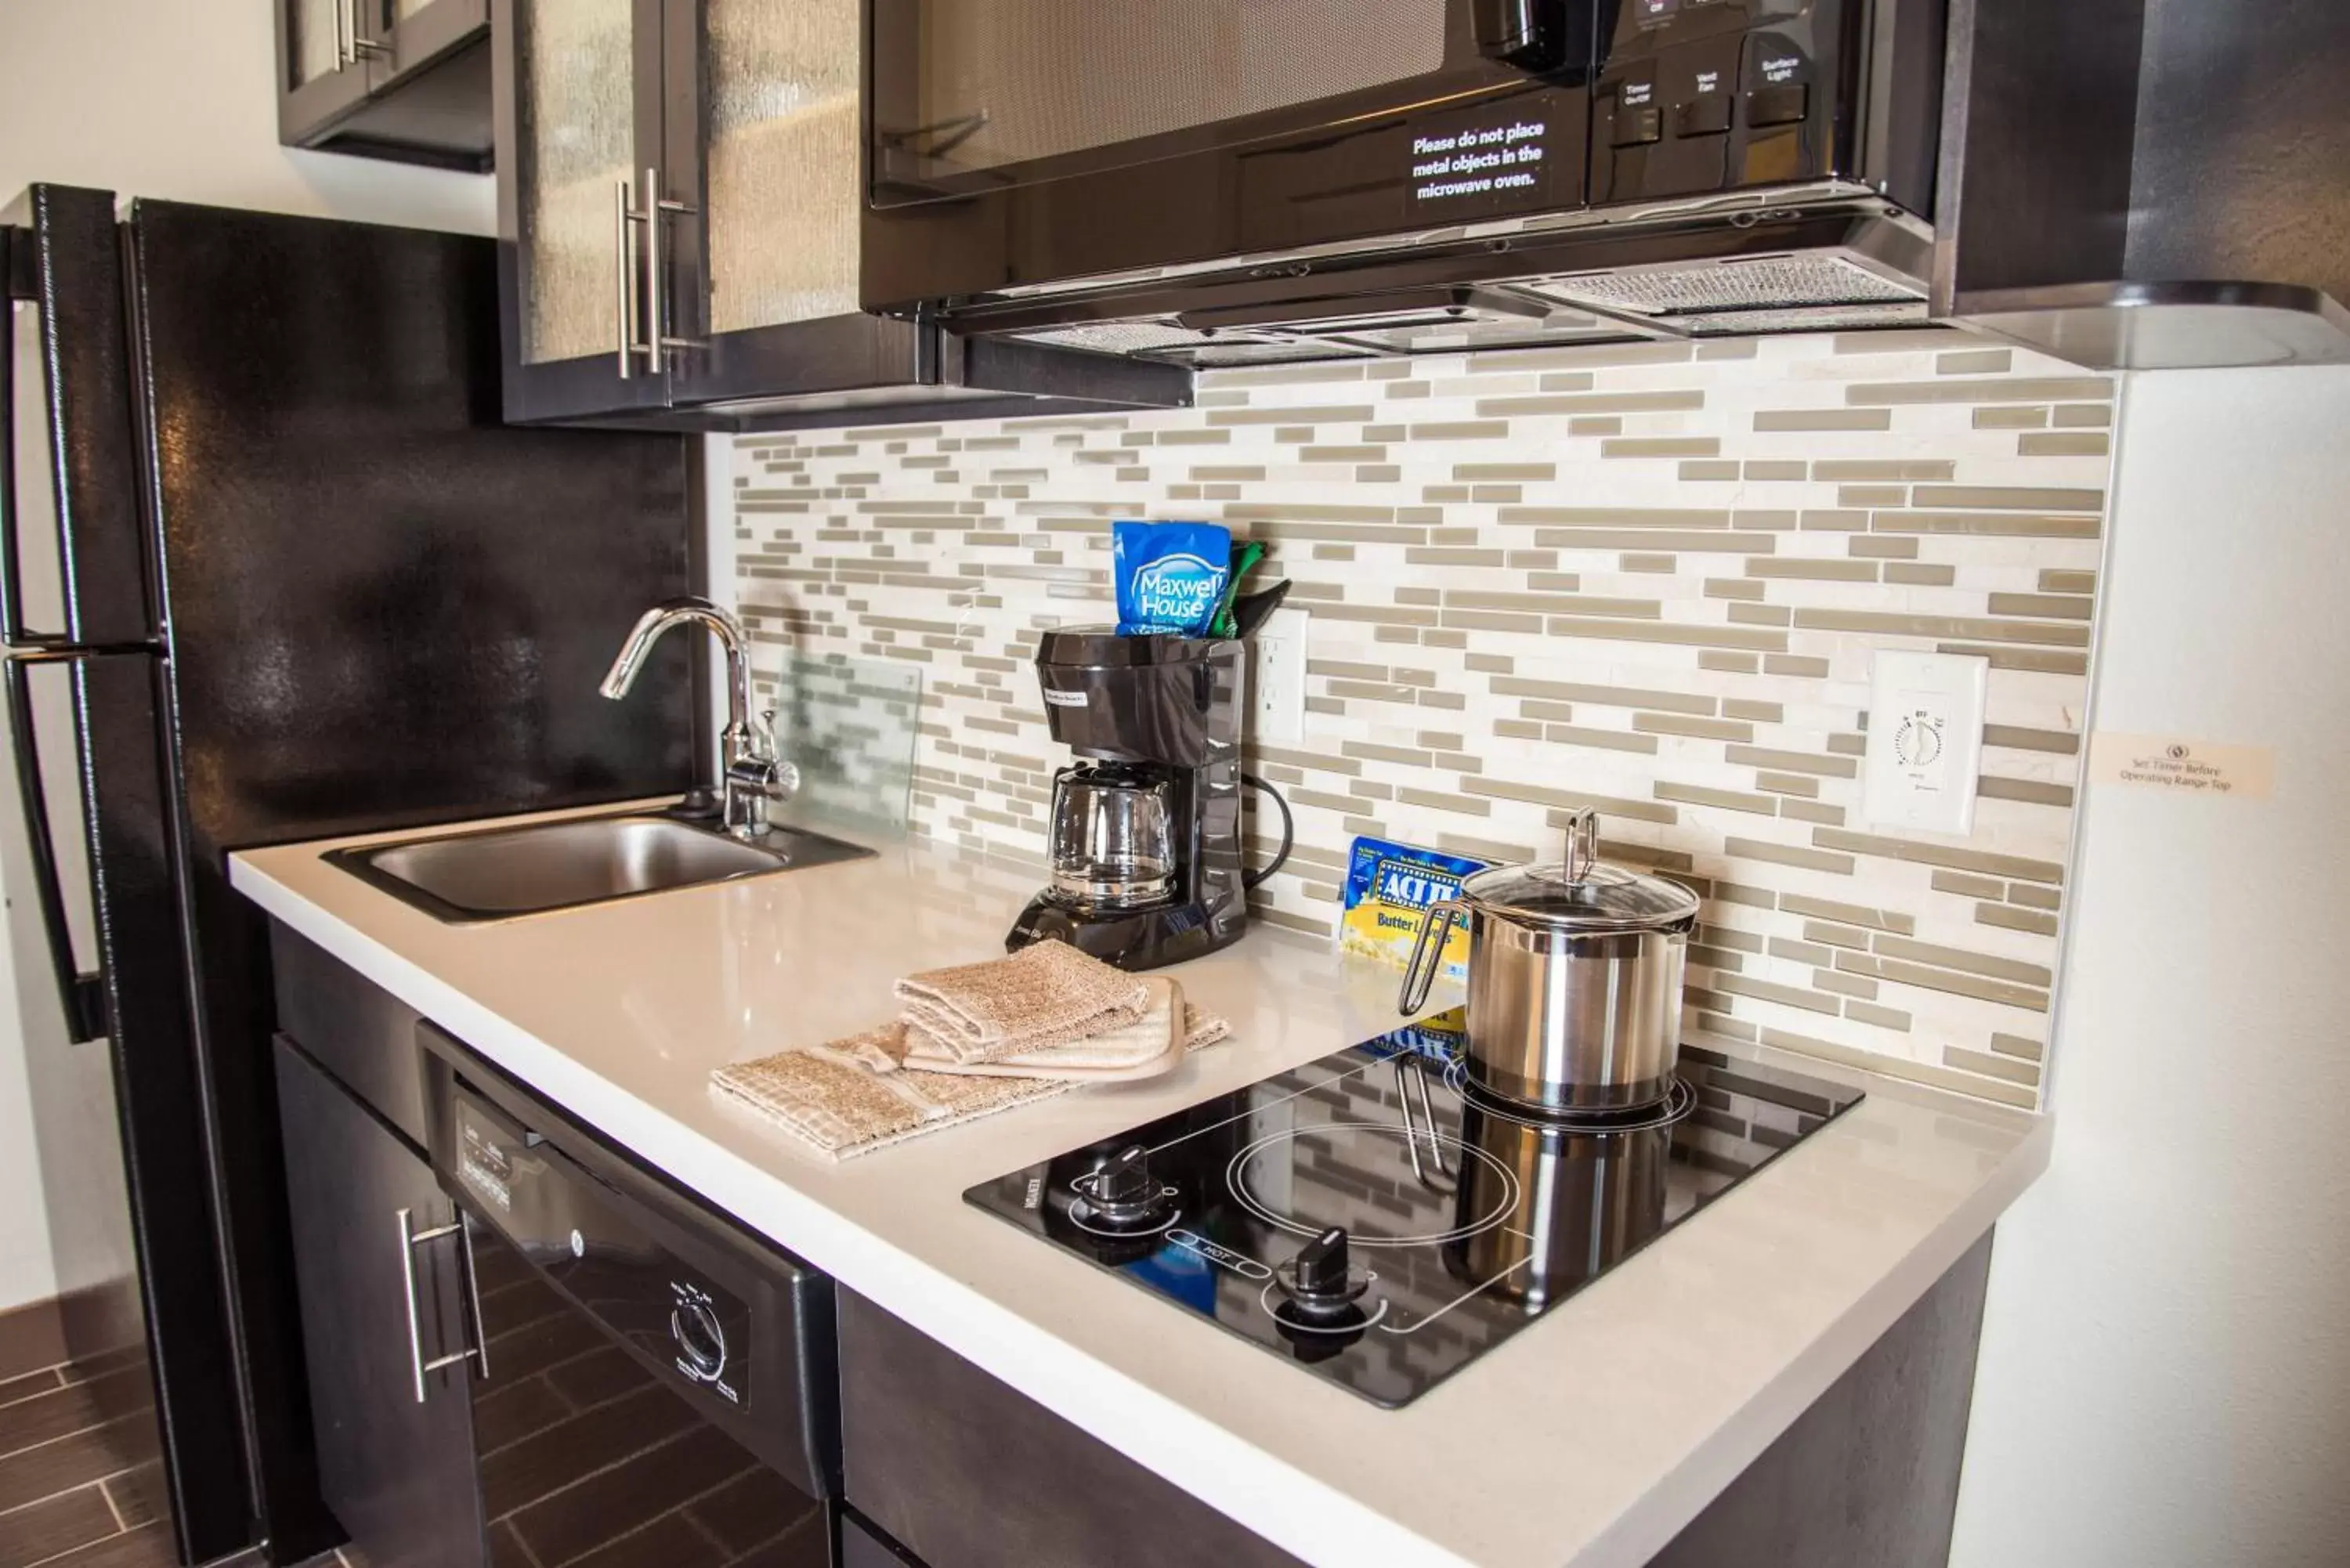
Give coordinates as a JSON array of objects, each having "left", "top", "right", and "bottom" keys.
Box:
[{"left": 1240, "top": 773, "right": 1294, "bottom": 891}]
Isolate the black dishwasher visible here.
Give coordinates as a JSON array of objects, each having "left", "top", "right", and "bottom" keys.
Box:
[{"left": 418, "top": 1028, "right": 875, "bottom": 1568}]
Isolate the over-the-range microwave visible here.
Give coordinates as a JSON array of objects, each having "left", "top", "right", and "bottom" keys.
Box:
[{"left": 861, "top": 0, "right": 1949, "bottom": 363}]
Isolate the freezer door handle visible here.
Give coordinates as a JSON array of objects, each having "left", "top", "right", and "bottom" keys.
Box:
[
  {"left": 2, "top": 642, "right": 150, "bottom": 1043},
  {"left": 0, "top": 223, "right": 59, "bottom": 651}
]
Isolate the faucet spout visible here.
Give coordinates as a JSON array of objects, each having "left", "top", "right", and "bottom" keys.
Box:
[
  {"left": 601, "top": 596, "right": 792, "bottom": 839},
  {"left": 600, "top": 597, "right": 755, "bottom": 735}
]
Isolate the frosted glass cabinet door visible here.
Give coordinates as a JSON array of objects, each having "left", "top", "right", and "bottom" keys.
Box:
[
  {"left": 512, "top": 0, "right": 640, "bottom": 368},
  {"left": 291, "top": 0, "right": 345, "bottom": 86},
  {"left": 698, "top": 0, "right": 862, "bottom": 336}
]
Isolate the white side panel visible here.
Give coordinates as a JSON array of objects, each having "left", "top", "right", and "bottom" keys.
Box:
[{"left": 1953, "top": 366, "right": 2350, "bottom": 1567}]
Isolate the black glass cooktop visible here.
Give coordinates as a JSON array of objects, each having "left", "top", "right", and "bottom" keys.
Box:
[{"left": 964, "top": 1010, "right": 1864, "bottom": 1407}]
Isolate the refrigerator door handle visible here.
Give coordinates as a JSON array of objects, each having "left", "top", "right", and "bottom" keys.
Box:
[
  {"left": 0, "top": 225, "right": 62, "bottom": 651},
  {"left": 2, "top": 642, "right": 147, "bottom": 1043}
]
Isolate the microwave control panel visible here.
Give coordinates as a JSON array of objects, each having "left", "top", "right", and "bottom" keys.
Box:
[{"left": 1592, "top": 0, "right": 1845, "bottom": 205}]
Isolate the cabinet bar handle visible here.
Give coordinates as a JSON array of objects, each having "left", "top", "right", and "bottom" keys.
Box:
[
  {"left": 397, "top": 1207, "right": 485, "bottom": 1404},
  {"left": 333, "top": 0, "right": 351, "bottom": 69},
  {"left": 349, "top": 0, "right": 392, "bottom": 60},
  {"left": 640, "top": 168, "right": 705, "bottom": 367},
  {"left": 614, "top": 179, "right": 638, "bottom": 380},
  {"left": 640, "top": 168, "right": 663, "bottom": 372},
  {"left": 457, "top": 1212, "right": 490, "bottom": 1381}
]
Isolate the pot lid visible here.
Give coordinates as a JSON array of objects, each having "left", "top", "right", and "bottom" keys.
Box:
[{"left": 1458, "top": 810, "right": 1701, "bottom": 933}]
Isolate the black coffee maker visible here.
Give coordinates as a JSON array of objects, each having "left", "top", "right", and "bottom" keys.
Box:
[{"left": 1007, "top": 629, "right": 1290, "bottom": 970}]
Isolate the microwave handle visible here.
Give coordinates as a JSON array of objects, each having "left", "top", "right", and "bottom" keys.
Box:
[{"left": 1473, "top": 0, "right": 1568, "bottom": 71}]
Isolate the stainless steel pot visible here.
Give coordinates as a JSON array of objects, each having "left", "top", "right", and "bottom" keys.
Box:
[
  {"left": 1443, "top": 1102, "right": 1675, "bottom": 1310},
  {"left": 1398, "top": 810, "right": 1699, "bottom": 1112}
]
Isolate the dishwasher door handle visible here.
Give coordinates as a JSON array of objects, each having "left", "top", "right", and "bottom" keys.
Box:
[{"left": 397, "top": 1205, "right": 488, "bottom": 1404}]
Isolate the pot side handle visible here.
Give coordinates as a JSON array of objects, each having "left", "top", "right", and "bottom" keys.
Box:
[{"left": 1398, "top": 898, "right": 1467, "bottom": 1016}]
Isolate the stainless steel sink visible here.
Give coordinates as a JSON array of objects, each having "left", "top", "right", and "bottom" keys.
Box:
[{"left": 328, "top": 812, "right": 871, "bottom": 922}]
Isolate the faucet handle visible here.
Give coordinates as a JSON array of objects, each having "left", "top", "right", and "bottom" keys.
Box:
[{"left": 757, "top": 710, "right": 801, "bottom": 802}]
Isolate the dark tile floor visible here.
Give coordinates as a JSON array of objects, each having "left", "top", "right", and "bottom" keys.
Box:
[
  {"left": 3, "top": 1234, "right": 822, "bottom": 1568},
  {"left": 0, "top": 1346, "right": 350, "bottom": 1568}
]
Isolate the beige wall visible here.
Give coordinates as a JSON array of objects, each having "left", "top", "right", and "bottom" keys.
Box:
[{"left": 0, "top": 0, "right": 490, "bottom": 1310}]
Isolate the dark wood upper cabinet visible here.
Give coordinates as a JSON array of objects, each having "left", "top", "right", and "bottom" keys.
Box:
[
  {"left": 494, "top": 0, "right": 1190, "bottom": 431},
  {"left": 277, "top": 0, "right": 495, "bottom": 172}
]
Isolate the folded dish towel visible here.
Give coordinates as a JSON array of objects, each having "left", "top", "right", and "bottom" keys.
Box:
[
  {"left": 894, "top": 941, "right": 1152, "bottom": 1065},
  {"left": 907, "top": 977, "right": 1231, "bottom": 1080},
  {"left": 711, "top": 1021, "right": 1070, "bottom": 1161},
  {"left": 710, "top": 952, "right": 1234, "bottom": 1162}
]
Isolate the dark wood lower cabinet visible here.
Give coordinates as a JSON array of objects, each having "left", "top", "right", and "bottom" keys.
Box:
[
  {"left": 838, "top": 1291, "right": 1305, "bottom": 1568},
  {"left": 837, "top": 1237, "right": 1994, "bottom": 1568},
  {"left": 1647, "top": 1232, "right": 1994, "bottom": 1568},
  {"left": 275, "top": 1036, "right": 488, "bottom": 1568}
]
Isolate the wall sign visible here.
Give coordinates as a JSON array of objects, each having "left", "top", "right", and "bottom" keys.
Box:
[{"left": 2088, "top": 733, "right": 2275, "bottom": 800}]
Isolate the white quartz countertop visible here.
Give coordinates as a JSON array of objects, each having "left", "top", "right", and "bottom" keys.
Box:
[{"left": 231, "top": 802, "right": 2050, "bottom": 1568}]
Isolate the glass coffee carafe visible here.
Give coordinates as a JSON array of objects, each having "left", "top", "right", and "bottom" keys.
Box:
[{"left": 1047, "top": 762, "right": 1177, "bottom": 910}]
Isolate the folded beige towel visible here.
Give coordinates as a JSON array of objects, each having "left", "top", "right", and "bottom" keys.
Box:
[
  {"left": 710, "top": 1021, "right": 1069, "bottom": 1160},
  {"left": 907, "top": 982, "right": 1184, "bottom": 1081},
  {"left": 894, "top": 941, "right": 1151, "bottom": 1064},
  {"left": 710, "top": 992, "right": 1236, "bottom": 1162}
]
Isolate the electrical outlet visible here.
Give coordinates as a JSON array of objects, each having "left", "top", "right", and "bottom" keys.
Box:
[
  {"left": 1250, "top": 608, "right": 1309, "bottom": 745},
  {"left": 1862, "top": 651, "right": 1989, "bottom": 835}
]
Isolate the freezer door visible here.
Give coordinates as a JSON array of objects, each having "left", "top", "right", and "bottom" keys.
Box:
[{"left": 2, "top": 186, "right": 258, "bottom": 1564}]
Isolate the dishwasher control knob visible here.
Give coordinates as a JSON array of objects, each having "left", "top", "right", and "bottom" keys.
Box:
[{"left": 671, "top": 1299, "right": 727, "bottom": 1382}]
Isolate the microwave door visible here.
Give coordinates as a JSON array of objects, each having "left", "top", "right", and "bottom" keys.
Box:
[{"left": 863, "top": 1, "right": 1600, "bottom": 309}]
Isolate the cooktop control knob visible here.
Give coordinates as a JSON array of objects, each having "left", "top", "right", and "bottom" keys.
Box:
[
  {"left": 671, "top": 1295, "right": 726, "bottom": 1382},
  {"left": 1274, "top": 1227, "right": 1372, "bottom": 1315},
  {"left": 1076, "top": 1143, "right": 1174, "bottom": 1231},
  {"left": 1097, "top": 1145, "right": 1153, "bottom": 1208}
]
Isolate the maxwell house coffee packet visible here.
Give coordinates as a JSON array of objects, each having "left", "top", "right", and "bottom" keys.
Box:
[
  {"left": 1340, "top": 835, "right": 1491, "bottom": 985},
  {"left": 1113, "top": 520, "right": 1231, "bottom": 636}
]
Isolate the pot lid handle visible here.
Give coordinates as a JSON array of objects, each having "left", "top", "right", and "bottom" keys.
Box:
[{"left": 1531, "top": 807, "right": 1600, "bottom": 887}]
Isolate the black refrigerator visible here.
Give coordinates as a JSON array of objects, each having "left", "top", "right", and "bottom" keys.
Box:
[{"left": 1, "top": 185, "right": 696, "bottom": 1564}]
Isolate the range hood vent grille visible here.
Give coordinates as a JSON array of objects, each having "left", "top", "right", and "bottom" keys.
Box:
[
  {"left": 1526, "top": 255, "right": 1924, "bottom": 317},
  {"left": 1674, "top": 299, "right": 1932, "bottom": 335},
  {"left": 1018, "top": 320, "right": 1225, "bottom": 355}
]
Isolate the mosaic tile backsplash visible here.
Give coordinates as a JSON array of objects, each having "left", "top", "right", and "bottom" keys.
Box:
[{"left": 731, "top": 329, "right": 2113, "bottom": 1111}]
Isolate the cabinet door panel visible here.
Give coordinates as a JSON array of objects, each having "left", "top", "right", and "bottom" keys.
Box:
[
  {"left": 374, "top": 0, "right": 491, "bottom": 88},
  {"left": 512, "top": 0, "right": 642, "bottom": 369},
  {"left": 282, "top": 0, "right": 375, "bottom": 133},
  {"left": 291, "top": 0, "right": 345, "bottom": 85},
  {"left": 276, "top": 1038, "right": 486, "bottom": 1568},
  {"left": 697, "top": 0, "right": 862, "bottom": 337}
]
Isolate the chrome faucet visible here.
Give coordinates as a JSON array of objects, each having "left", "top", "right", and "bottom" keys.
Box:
[{"left": 599, "top": 596, "right": 798, "bottom": 840}]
